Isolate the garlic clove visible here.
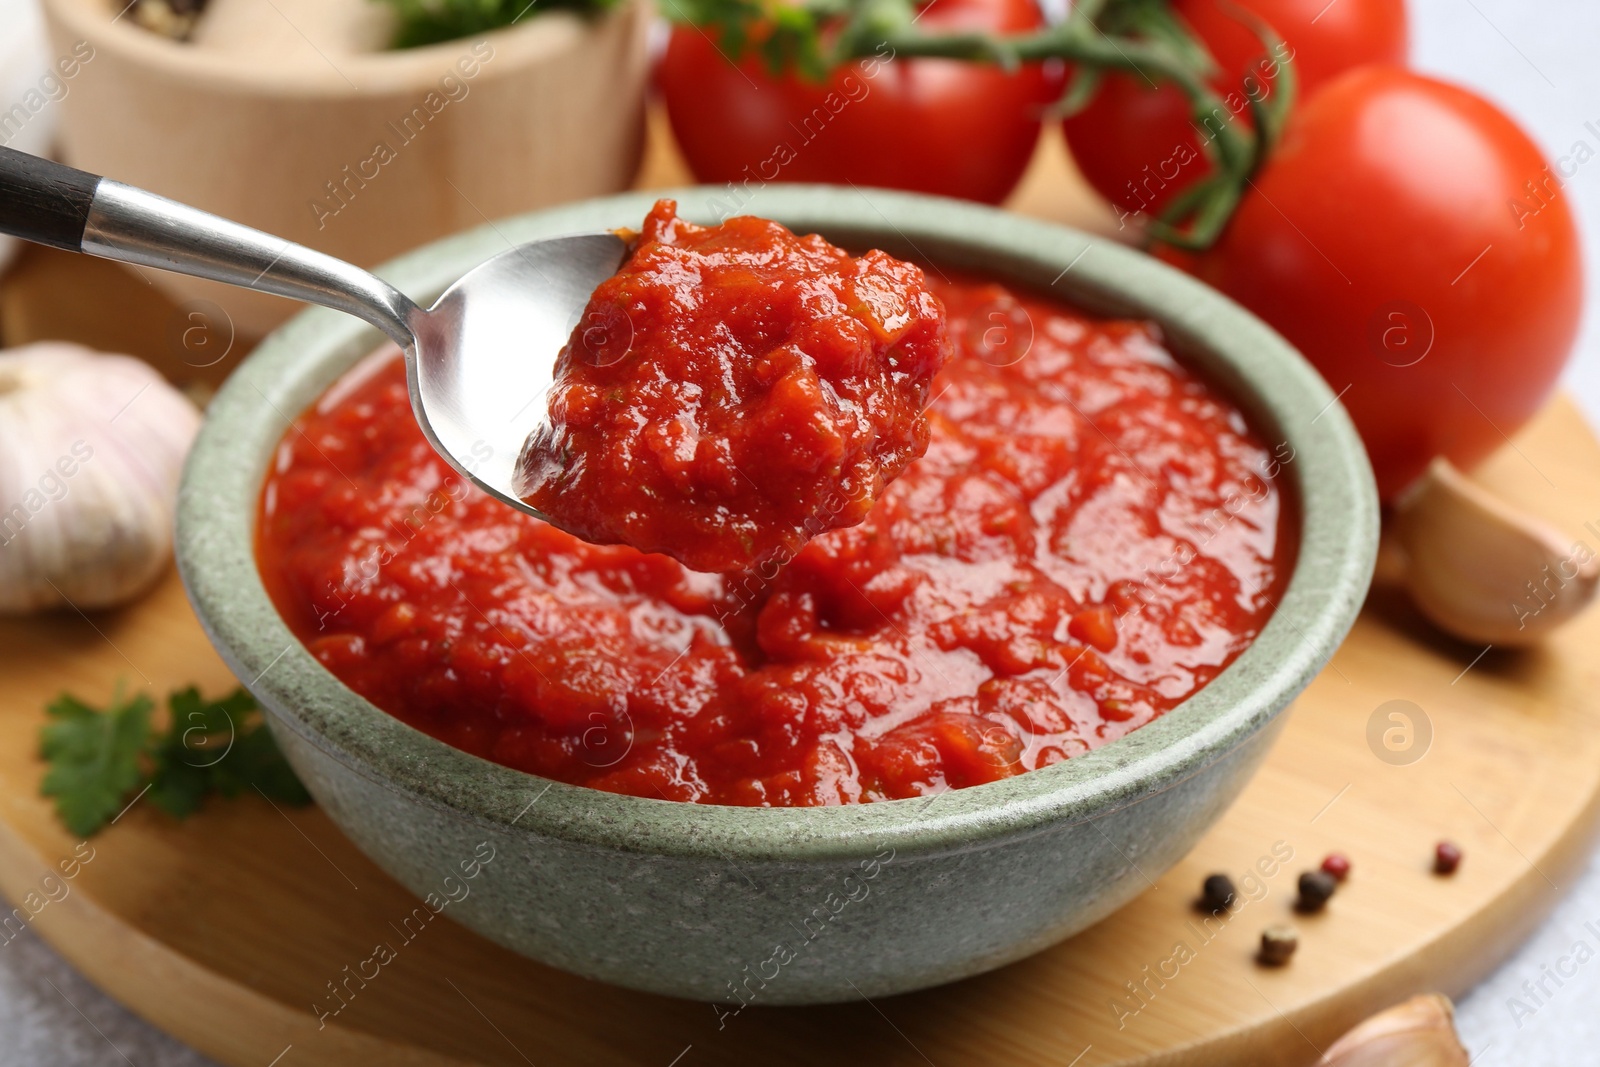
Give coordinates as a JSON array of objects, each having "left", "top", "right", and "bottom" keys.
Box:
[
  {"left": 0, "top": 343, "right": 201, "bottom": 615},
  {"left": 1317, "top": 994, "right": 1469, "bottom": 1066},
  {"left": 1394, "top": 457, "right": 1598, "bottom": 646}
]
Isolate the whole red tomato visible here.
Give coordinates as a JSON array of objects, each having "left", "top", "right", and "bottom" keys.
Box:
[
  {"left": 1189, "top": 66, "right": 1582, "bottom": 499},
  {"left": 1061, "top": 0, "right": 1408, "bottom": 219},
  {"left": 657, "top": 0, "right": 1058, "bottom": 204}
]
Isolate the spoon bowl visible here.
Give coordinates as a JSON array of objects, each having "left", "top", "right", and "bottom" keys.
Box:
[{"left": 407, "top": 232, "right": 627, "bottom": 511}]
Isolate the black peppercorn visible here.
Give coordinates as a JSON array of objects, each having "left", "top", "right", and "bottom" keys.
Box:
[
  {"left": 1296, "top": 869, "right": 1337, "bottom": 912},
  {"left": 1200, "top": 873, "right": 1237, "bottom": 913}
]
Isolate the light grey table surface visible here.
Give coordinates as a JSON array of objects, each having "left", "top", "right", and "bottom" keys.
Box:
[{"left": 3, "top": 0, "right": 1599, "bottom": 1063}]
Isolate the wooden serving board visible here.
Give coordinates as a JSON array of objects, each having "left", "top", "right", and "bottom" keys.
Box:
[
  {"left": 4, "top": 109, "right": 1600, "bottom": 1067},
  {"left": 4, "top": 400, "right": 1600, "bottom": 1067}
]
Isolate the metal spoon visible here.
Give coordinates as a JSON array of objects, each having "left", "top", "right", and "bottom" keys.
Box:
[{"left": 0, "top": 145, "right": 626, "bottom": 519}]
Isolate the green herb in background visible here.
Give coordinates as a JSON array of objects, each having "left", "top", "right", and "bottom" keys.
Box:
[
  {"left": 378, "top": 0, "right": 620, "bottom": 49},
  {"left": 40, "top": 686, "right": 311, "bottom": 838},
  {"left": 658, "top": 0, "right": 846, "bottom": 80}
]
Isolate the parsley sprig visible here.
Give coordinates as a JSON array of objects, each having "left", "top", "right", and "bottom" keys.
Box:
[{"left": 40, "top": 686, "right": 311, "bottom": 838}]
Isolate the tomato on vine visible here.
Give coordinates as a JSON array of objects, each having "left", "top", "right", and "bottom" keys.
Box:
[
  {"left": 1188, "top": 66, "right": 1582, "bottom": 498},
  {"left": 1061, "top": 0, "right": 1409, "bottom": 220}
]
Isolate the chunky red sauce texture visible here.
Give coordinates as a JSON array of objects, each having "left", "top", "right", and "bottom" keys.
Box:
[
  {"left": 259, "top": 276, "right": 1291, "bottom": 806},
  {"left": 517, "top": 200, "right": 950, "bottom": 573}
]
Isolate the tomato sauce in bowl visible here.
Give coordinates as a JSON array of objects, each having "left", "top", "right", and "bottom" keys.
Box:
[{"left": 257, "top": 268, "right": 1292, "bottom": 806}]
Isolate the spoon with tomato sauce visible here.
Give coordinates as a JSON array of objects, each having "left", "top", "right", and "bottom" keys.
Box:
[
  {"left": 0, "top": 145, "right": 624, "bottom": 520},
  {"left": 516, "top": 200, "right": 951, "bottom": 573},
  {"left": 0, "top": 154, "right": 948, "bottom": 573}
]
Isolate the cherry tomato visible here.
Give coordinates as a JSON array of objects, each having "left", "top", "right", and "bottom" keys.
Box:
[
  {"left": 1061, "top": 0, "right": 1408, "bottom": 219},
  {"left": 1188, "top": 66, "right": 1582, "bottom": 499},
  {"left": 657, "top": 0, "right": 1059, "bottom": 205}
]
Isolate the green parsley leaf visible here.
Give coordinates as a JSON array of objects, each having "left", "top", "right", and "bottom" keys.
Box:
[
  {"left": 40, "top": 684, "right": 311, "bottom": 836},
  {"left": 147, "top": 686, "right": 313, "bottom": 817},
  {"left": 145, "top": 756, "right": 210, "bottom": 821},
  {"left": 210, "top": 725, "right": 313, "bottom": 806},
  {"left": 39, "top": 690, "right": 155, "bottom": 838}
]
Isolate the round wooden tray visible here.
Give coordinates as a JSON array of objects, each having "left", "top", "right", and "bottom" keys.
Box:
[
  {"left": 1, "top": 397, "right": 1597, "bottom": 1066},
  {"left": 4, "top": 112, "right": 1598, "bottom": 1067}
]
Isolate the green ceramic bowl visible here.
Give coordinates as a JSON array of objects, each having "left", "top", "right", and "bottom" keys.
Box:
[{"left": 177, "top": 186, "right": 1377, "bottom": 1005}]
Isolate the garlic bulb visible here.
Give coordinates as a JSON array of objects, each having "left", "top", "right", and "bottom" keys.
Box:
[
  {"left": 0, "top": 343, "right": 201, "bottom": 614},
  {"left": 1318, "top": 994, "right": 1469, "bottom": 1066}
]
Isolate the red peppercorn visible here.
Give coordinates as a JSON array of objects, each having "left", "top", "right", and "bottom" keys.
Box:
[
  {"left": 1434, "top": 840, "right": 1463, "bottom": 875},
  {"left": 1321, "top": 853, "right": 1351, "bottom": 882}
]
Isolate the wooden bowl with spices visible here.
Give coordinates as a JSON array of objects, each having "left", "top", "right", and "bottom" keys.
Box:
[{"left": 39, "top": 0, "right": 650, "bottom": 338}]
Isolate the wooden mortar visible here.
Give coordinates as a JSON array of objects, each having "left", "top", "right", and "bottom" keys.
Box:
[{"left": 41, "top": 0, "right": 651, "bottom": 338}]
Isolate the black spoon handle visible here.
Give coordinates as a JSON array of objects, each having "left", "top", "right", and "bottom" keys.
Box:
[{"left": 0, "top": 144, "right": 103, "bottom": 252}]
